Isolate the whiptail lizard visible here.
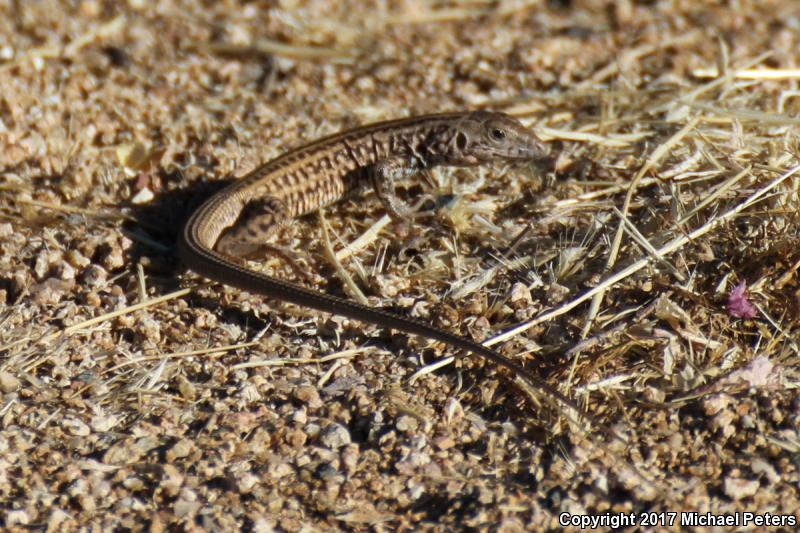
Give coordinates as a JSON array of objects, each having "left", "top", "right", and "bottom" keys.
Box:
[{"left": 178, "top": 111, "right": 587, "bottom": 418}]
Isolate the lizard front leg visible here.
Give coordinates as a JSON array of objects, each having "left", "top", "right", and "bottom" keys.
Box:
[{"left": 370, "top": 157, "right": 433, "bottom": 221}]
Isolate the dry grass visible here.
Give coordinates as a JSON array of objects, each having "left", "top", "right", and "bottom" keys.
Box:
[{"left": 1, "top": 0, "right": 800, "bottom": 530}]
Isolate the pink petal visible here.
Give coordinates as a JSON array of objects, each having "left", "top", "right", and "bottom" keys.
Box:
[{"left": 728, "top": 281, "right": 757, "bottom": 319}]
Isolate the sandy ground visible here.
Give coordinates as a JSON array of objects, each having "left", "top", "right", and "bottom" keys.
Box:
[{"left": 1, "top": 0, "right": 800, "bottom": 530}]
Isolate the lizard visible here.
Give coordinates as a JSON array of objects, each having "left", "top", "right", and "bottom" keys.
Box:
[{"left": 178, "top": 110, "right": 590, "bottom": 420}]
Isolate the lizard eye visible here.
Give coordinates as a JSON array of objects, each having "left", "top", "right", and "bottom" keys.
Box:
[
  {"left": 455, "top": 131, "right": 468, "bottom": 150},
  {"left": 489, "top": 128, "right": 506, "bottom": 141}
]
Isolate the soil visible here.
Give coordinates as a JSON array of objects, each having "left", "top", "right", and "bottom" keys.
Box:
[{"left": 1, "top": 1, "right": 799, "bottom": 531}]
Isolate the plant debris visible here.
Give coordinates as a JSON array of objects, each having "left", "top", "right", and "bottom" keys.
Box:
[{"left": 1, "top": 0, "right": 799, "bottom": 529}]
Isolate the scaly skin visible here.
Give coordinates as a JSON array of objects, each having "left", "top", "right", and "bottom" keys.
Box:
[{"left": 177, "top": 111, "right": 595, "bottom": 420}]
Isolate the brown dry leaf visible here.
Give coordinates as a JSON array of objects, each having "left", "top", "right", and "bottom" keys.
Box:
[{"left": 116, "top": 141, "right": 152, "bottom": 171}]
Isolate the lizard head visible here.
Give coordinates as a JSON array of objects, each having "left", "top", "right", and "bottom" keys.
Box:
[{"left": 449, "top": 111, "right": 549, "bottom": 165}]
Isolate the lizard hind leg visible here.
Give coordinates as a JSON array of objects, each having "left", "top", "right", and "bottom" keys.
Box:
[
  {"left": 214, "top": 195, "right": 290, "bottom": 258},
  {"left": 214, "top": 196, "right": 316, "bottom": 282}
]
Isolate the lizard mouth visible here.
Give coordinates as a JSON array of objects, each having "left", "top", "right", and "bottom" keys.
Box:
[
  {"left": 518, "top": 136, "right": 550, "bottom": 160},
  {"left": 495, "top": 142, "right": 550, "bottom": 162}
]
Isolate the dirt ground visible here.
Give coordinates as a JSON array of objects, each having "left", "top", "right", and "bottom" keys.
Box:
[{"left": 1, "top": 0, "right": 800, "bottom": 531}]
